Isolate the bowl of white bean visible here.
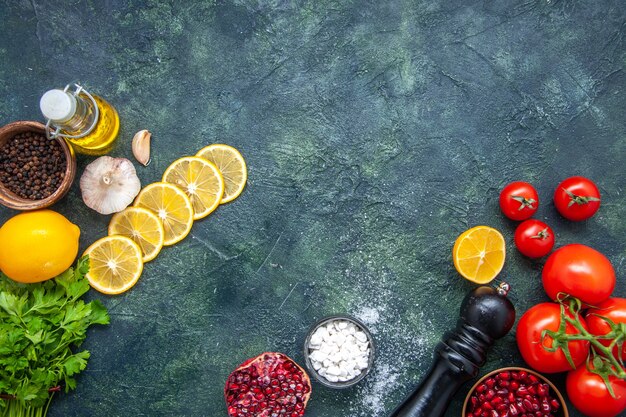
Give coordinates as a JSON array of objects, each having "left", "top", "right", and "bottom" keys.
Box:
[{"left": 303, "top": 314, "right": 375, "bottom": 389}]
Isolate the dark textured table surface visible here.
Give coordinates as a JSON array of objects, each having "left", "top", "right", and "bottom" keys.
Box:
[{"left": 1, "top": 1, "right": 625, "bottom": 416}]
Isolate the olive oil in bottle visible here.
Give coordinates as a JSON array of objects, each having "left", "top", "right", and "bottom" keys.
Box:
[{"left": 40, "top": 84, "right": 120, "bottom": 155}]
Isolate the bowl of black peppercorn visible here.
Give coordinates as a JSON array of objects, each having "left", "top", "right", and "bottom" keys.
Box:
[{"left": 0, "top": 121, "right": 76, "bottom": 210}]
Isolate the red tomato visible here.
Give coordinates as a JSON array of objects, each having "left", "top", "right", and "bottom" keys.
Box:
[
  {"left": 586, "top": 298, "right": 626, "bottom": 360},
  {"left": 542, "top": 244, "right": 615, "bottom": 305},
  {"left": 499, "top": 181, "right": 539, "bottom": 221},
  {"left": 514, "top": 219, "right": 555, "bottom": 258},
  {"left": 554, "top": 176, "right": 601, "bottom": 221},
  {"left": 516, "top": 303, "right": 589, "bottom": 373},
  {"left": 566, "top": 365, "right": 626, "bottom": 417}
]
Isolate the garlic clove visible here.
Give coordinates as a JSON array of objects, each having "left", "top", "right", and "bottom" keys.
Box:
[
  {"left": 132, "top": 129, "right": 151, "bottom": 166},
  {"left": 80, "top": 156, "right": 141, "bottom": 215}
]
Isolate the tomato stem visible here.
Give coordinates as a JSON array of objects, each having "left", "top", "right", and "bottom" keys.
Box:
[
  {"left": 563, "top": 188, "right": 601, "bottom": 207},
  {"left": 540, "top": 297, "right": 626, "bottom": 400},
  {"left": 568, "top": 320, "right": 625, "bottom": 377},
  {"left": 511, "top": 195, "right": 536, "bottom": 210},
  {"left": 530, "top": 227, "right": 549, "bottom": 240}
]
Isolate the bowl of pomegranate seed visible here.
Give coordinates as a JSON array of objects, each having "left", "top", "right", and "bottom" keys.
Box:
[{"left": 463, "top": 367, "right": 568, "bottom": 417}]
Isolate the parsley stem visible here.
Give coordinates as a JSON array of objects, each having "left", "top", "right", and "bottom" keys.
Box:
[{"left": 0, "top": 400, "right": 47, "bottom": 417}]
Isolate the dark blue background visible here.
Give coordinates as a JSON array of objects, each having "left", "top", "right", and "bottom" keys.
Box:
[{"left": 1, "top": 1, "right": 625, "bottom": 416}]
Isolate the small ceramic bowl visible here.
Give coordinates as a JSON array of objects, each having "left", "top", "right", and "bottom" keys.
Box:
[
  {"left": 303, "top": 314, "right": 375, "bottom": 389},
  {"left": 0, "top": 121, "right": 76, "bottom": 210},
  {"left": 462, "top": 367, "right": 568, "bottom": 417}
]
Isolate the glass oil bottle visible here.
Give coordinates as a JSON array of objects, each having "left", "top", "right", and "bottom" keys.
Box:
[{"left": 40, "top": 83, "right": 120, "bottom": 155}]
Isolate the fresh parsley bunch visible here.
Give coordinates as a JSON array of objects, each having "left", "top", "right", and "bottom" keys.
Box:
[{"left": 0, "top": 256, "right": 109, "bottom": 416}]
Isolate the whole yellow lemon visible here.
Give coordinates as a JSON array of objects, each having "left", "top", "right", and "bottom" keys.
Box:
[{"left": 0, "top": 210, "right": 80, "bottom": 283}]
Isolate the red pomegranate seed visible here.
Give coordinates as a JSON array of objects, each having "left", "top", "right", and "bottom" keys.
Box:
[
  {"left": 522, "top": 399, "right": 533, "bottom": 412},
  {"left": 224, "top": 353, "right": 311, "bottom": 417},
  {"left": 469, "top": 371, "right": 561, "bottom": 417}
]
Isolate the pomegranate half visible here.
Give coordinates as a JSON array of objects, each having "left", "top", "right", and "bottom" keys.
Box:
[{"left": 224, "top": 352, "right": 312, "bottom": 417}]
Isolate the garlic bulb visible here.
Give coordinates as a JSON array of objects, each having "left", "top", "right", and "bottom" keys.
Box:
[{"left": 80, "top": 156, "right": 141, "bottom": 215}]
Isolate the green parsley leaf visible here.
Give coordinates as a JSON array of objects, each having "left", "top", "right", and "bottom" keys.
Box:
[{"left": 0, "top": 256, "right": 109, "bottom": 414}]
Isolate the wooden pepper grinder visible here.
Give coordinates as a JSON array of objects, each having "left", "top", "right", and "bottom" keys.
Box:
[{"left": 389, "top": 283, "right": 516, "bottom": 417}]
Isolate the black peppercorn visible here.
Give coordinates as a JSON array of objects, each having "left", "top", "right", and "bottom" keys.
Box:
[{"left": 0, "top": 131, "right": 67, "bottom": 199}]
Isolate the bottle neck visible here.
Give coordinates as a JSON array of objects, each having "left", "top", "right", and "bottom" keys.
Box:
[{"left": 54, "top": 92, "right": 97, "bottom": 135}]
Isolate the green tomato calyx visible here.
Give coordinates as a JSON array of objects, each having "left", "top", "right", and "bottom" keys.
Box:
[
  {"left": 511, "top": 195, "right": 537, "bottom": 210},
  {"left": 564, "top": 188, "right": 601, "bottom": 208}
]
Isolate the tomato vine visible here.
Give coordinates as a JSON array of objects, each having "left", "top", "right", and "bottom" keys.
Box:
[{"left": 542, "top": 296, "right": 626, "bottom": 397}]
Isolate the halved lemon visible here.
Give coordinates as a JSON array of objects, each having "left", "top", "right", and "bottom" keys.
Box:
[
  {"left": 196, "top": 144, "right": 247, "bottom": 203},
  {"left": 134, "top": 182, "right": 194, "bottom": 246},
  {"left": 453, "top": 226, "right": 506, "bottom": 284},
  {"left": 108, "top": 207, "right": 165, "bottom": 262},
  {"left": 83, "top": 235, "right": 144, "bottom": 295},
  {"left": 162, "top": 156, "right": 224, "bottom": 220}
]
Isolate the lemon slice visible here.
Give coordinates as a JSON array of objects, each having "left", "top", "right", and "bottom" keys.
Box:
[
  {"left": 108, "top": 207, "right": 165, "bottom": 262},
  {"left": 196, "top": 144, "right": 247, "bottom": 203},
  {"left": 134, "top": 182, "right": 194, "bottom": 246},
  {"left": 162, "top": 156, "right": 224, "bottom": 220},
  {"left": 83, "top": 235, "right": 144, "bottom": 295},
  {"left": 453, "top": 226, "right": 506, "bottom": 284}
]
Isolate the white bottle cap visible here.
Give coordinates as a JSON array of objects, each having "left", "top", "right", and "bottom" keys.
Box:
[{"left": 40, "top": 89, "right": 77, "bottom": 123}]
